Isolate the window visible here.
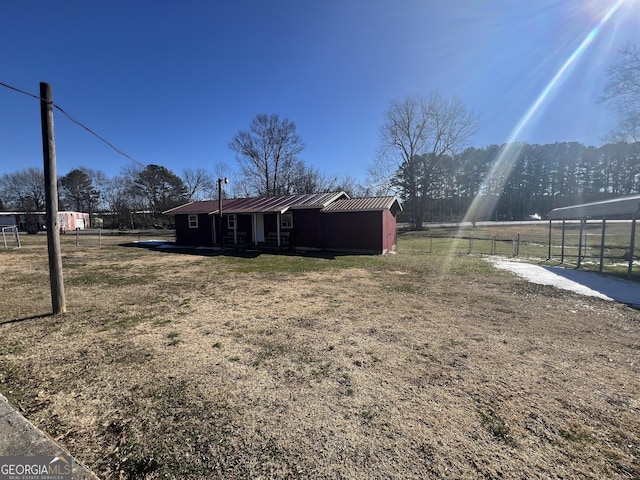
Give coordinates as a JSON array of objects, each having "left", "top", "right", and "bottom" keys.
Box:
[
  {"left": 281, "top": 212, "right": 293, "bottom": 229},
  {"left": 188, "top": 214, "right": 198, "bottom": 229},
  {"left": 227, "top": 214, "right": 237, "bottom": 229}
]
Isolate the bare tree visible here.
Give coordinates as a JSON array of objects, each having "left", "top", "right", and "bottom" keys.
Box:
[
  {"left": 376, "top": 94, "right": 479, "bottom": 229},
  {"left": 603, "top": 43, "right": 640, "bottom": 143},
  {"left": 0, "top": 168, "right": 46, "bottom": 211},
  {"left": 334, "top": 175, "right": 370, "bottom": 198},
  {"left": 210, "top": 161, "right": 236, "bottom": 199},
  {"left": 229, "top": 114, "right": 305, "bottom": 196},
  {"left": 103, "top": 175, "right": 135, "bottom": 229},
  {"left": 0, "top": 168, "right": 43, "bottom": 210},
  {"left": 230, "top": 177, "right": 254, "bottom": 199},
  {"left": 0, "top": 168, "right": 46, "bottom": 233},
  {"left": 377, "top": 96, "right": 430, "bottom": 227},
  {"left": 603, "top": 115, "right": 640, "bottom": 144},
  {"left": 182, "top": 167, "right": 215, "bottom": 201}
]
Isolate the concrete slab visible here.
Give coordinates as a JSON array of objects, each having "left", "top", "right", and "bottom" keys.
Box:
[{"left": 0, "top": 393, "right": 99, "bottom": 479}]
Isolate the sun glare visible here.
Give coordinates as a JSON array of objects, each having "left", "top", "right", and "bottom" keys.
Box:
[
  {"left": 585, "top": 0, "right": 640, "bottom": 20},
  {"left": 453, "top": 0, "right": 633, "bottom": 256}
]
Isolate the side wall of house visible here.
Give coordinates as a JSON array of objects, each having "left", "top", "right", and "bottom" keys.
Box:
[
  {"left": 320, "top": 211, "right": 383, "bottom": 253},
  {"left": 291, "top": 209, "right": 323, "bottom": 249},
  {"left": 175, "top": 213, "right": 213, "bottom": 246},
  {"left": 382, "top": 209, "right": 397, "bottom": 253}
]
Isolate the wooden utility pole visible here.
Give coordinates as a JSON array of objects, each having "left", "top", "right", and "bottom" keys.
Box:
[{"left": 40, "top": 82, "right": 67, "bottom": 314}]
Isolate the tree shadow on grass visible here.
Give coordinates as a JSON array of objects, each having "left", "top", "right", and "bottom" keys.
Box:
[{"left": 119, "top": 241, "right": 344, "bottom": 260}]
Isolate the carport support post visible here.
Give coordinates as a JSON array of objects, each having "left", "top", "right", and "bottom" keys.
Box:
[
  {"left": 577, "top": 218, "right": 585, "bottom": 268},
  {"left": 628, "top": 213, "right": 637, "bottom": 279},
  {"left": 547, "top": 220, "right": 552, "bottom": 260},
  {"left": 599, "top": 218, "right": 606, "bottom": 273},
  {"left": 561, "top": 219, "right": 566, "bottom": 264},
  {"left": 40, "top": 82, "right": 67, "bottom": 314}
]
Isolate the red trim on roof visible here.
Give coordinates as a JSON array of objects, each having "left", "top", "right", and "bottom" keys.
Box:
[
  {"left": 163, "top": 192, "right": 402, "bottom": 216},
  {"left": 163, "top": 200, "right": 218, "bottom": 215},
  {"left": 320, "top": 197, "right": 402, "bottom": 213}
]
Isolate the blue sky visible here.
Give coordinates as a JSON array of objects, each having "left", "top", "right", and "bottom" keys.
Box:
[{"left": 0, "top": 0, "right": 638, "bottom": 185}]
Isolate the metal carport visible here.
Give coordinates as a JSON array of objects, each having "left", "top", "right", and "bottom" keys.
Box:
[{"left": 548, "top": 195, "right": 640, "bottom": 278}]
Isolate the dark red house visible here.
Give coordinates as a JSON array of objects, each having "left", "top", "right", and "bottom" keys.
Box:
[{"left": 164, "top": 192, "right": 402, "bottom": 254}]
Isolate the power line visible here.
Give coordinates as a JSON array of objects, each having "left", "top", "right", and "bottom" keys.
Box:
[
  {"left": 0, "top": 81, "right": 144, "bottom": 168},
  {"left": 53, "top": 104, "right": 144, "bottom": 167},
  {"left": 0, "top": 81, "right": 40, "bottom": 100}
]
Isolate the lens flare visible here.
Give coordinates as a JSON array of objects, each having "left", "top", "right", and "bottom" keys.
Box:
[
  {"left": 462, "top": 0, "right": 628, "bottom": 225},
  {"left": 432, "top": 0, "right": 631, "bottom": 276}
]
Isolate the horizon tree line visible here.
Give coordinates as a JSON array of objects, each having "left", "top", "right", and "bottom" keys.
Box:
[
  {"left": 1, "top": 41, "right": 638, "bottom": 229},
  {"left": 2, "top": 138, "right": 639, "bottom": 229},
  {"left": 0, "top": 113, "right": 369, "bottom": 229}
]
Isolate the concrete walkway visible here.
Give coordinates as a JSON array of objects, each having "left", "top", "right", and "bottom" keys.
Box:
[{"left": 0, "top": 393, "right": 99, "bottom": 479}]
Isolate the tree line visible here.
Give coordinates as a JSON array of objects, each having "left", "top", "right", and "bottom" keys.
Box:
[
  {"left": 409, "top": 140, "right": 640, "bottom": 224},
  {"left": 0, "top": 165, "right": 196, "bottom": 231},
  {"left": 2, "top": 43, "right": 638, "bottom": 230},
  {"left": 0, "top": 113, "right": 366, "bottom": 230},
  {"left": 372, "top": 42, "right": 640, "bottom": 229},
  {"left": 3, "top": 138, "right": 639, "bottom": 231}
]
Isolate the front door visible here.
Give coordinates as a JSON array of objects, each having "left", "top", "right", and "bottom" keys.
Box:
[{"left": 254, "top": 213, "right": 265, "bottom": 243}]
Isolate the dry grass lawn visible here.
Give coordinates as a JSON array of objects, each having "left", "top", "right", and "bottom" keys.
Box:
[{"left": 0, "top": 231, "right": 639, "bottom": 479}]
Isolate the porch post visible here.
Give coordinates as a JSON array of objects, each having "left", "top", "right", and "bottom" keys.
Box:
[
  {"left": 253, "top": 213, "right": 258, "bottom": 245},
  {"left": 234, "top": 222, "right": 237, "bottom": 245},
  {"left": 277, "top": 212, "right": 281, "bottom": 247}
]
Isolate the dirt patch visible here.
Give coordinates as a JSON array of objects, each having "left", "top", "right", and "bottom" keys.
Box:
[{"left": 1, "top": 235, "right": 639, "bottom": 478}]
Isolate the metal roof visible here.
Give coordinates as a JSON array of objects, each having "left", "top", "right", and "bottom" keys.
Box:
[
  {"left": 162, "top": 200, "right": 218, "bottom": 215},
  {"left": 220, "top": 192, "right": 348, "bottom": 214},
  {"left": 163, "top": 192, "right": 349, "bottom": 216},
  {"left": 320, "top": 196, "right": 402, "bottom": 213},
  {"left": 548, "top": 194, "right": 640, "bottom": 220},
  {"left": 291, "top": 192, "right": 349, "bottom": 209}
]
